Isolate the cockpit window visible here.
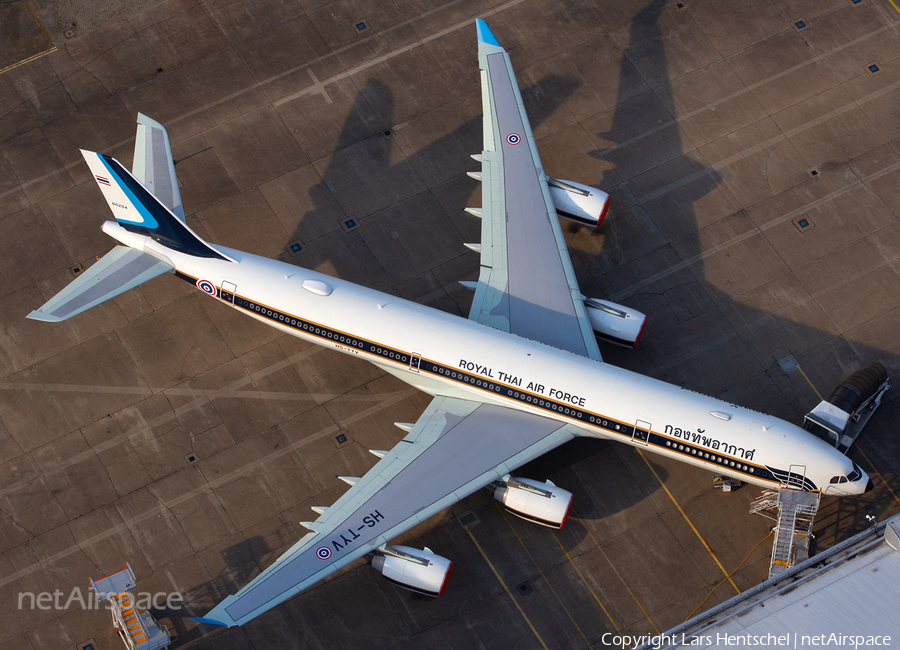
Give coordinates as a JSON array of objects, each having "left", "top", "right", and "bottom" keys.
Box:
[{"left": 830, "top": 466, "right": 861, "bottom": 485}]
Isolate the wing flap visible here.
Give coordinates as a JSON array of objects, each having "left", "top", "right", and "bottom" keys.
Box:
[
  {"left": 27, "top": 246, "right": 173, "bottom": 322},
  {"left": 199, "top": 396, "right": 578, "bottom": 626}
]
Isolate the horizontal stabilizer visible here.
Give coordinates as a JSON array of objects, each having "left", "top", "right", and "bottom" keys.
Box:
[{"left": 27, "top": 246, "right": 173, "bottom": 322}]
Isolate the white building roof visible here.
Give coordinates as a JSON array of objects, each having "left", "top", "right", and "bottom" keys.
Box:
[{"left": 644, "top": 515, "right": 900, "bottom": 649}]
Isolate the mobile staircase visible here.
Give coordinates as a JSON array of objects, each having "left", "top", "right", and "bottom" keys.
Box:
[
  {"left": 89, "top": 563, "right": 170, "bottom": 650},
  {"left": 750, "top": 488, "right": 820, "bottom": 578},
  {"left": 748, "top": 362, "right": 889, "bottom": 578}
]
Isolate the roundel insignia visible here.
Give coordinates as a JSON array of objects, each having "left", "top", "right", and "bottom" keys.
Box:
[
  {"left": 506, "top": 133, "right": 521, "bottom": 145},
  {"left": 196, "top": 279, "right": 217, "bottom": 296},
  {"left": 316, "top": 546, "right": 332, "bottom": 560}
]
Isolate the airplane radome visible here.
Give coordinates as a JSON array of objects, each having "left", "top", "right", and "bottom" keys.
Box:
[{"left": 27, "top": 19, "right": 871, "bottom": 629}]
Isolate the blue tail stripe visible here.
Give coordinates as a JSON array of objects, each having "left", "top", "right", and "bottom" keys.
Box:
[
  {"left": 98, "top": 154, "right": 227, "bottom": 260},
  {"left": 98, "top": 155, "right": 159, "bottom": 229}
]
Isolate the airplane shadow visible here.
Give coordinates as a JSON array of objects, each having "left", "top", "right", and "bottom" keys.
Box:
[
  {"left": 571, "top": 0, "right": 900, "bottom": 546},
  {"left": 156, "top": 532, "right": 294, "bottom": 645}
]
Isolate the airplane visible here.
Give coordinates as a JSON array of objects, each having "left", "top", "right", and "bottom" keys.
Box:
[{"left": 27, "top": 19, "right": 871, "bottom": 628}]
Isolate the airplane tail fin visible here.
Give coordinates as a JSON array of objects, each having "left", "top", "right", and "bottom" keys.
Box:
[
  {"left": 80, "top": 149, "right": 227, "bottom": 260},
  {"left": 28, "top": 116, "right": 233, "bottom": 322}
]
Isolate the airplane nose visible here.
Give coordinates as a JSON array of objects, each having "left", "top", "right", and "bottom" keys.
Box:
[{"left": 865, "top": 478, "right": 874, "bottom": 493}]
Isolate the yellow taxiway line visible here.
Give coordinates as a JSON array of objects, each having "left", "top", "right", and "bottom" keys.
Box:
[
  {"left": 496, "top": 504, "right": 593, "bottom": 643},
  {"left": 464, "top": 524, "right": 550, "bottom": 650},
  {"left": 638, "top": 449, "right": 741, "bottom": 595},
  {"left": 856, "top": 443, "right": 900, "bottom": 508},
  {"left": 573, "top": 518, "right": 660, "bottom": 634},
  {"left": 0, "top": 47, "right": 57, "bottom": 76},
  {"left": 549, "top": 528, "right": 620, "bottom": 630}
]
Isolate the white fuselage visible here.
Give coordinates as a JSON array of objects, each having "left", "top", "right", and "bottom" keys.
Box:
[{"left": 140, "top": 233, "right": 867, "bottom": 497}]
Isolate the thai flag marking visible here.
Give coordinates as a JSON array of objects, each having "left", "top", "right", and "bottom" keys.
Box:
[{"left": 95, "top": 175, "right": 111, "bottom": 186}]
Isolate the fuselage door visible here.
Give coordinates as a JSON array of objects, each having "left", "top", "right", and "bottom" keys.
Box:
[
  {"left": 409, "top": 352, "right": 422, "bottom": 373},
  {"left": 221, "top": 280, "right": 237, "bottom": 305},
  {"left": 787, "top": 464, "right": 807, "bottom": 489},
  {"left": 633, "top": 420, "right": 652, "bottom": 445}
]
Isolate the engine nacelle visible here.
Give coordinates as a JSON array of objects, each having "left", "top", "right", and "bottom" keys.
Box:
[
  {"left": 548, "top": 178, "right": 610, "bottom": 227},
  {"left": 493, "top": 477, "right": 573, "bottom": 529},
  {"left": 370, "top": 545, "right": 453, "bottom": 597},
  {"left": 584, "top": 298, "right": 647, "bottom": 348}
]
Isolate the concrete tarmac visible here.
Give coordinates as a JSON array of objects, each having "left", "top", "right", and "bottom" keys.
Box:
[{"left": 1, "top": 0, "right": 899, "bottom": 648}]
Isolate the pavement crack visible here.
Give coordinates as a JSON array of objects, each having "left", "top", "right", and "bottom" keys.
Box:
[
  {"left": 763, "top": 145, "right": 775, "bottom": 192},
  {"left": 0, "top": 503, "right": 30, "bottom": 538},
  {"left": 151, "top": 491, "right": 192, "bottom": 542}
]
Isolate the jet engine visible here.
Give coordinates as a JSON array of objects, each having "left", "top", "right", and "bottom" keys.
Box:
[
  {"left": 584, "top": 298, "right": 647, "bottom": 348},
  {"left": 548, "top": 178, "right": 610, "bottom": 227},
  {"left": 370, "top": 545, "right": 453, "bottom": 597},
  {"left": 493, "top": 477, "right": 573, "bottom": 529}
]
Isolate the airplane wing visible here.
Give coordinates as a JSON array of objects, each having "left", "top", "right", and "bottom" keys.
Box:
[
  {"left": 132, "top": 113, "right": 185, "bottom": 222},
  {"left": 197, "top": 395, "right": 579, "bottom": 627},
  {"left": 468, "top": 20, "right": 601, "bottom": 361}
]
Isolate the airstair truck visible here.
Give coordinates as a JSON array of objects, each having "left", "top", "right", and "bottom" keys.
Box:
[{"left": 89, "top": 564, "right": 170, "bottom": 650}]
